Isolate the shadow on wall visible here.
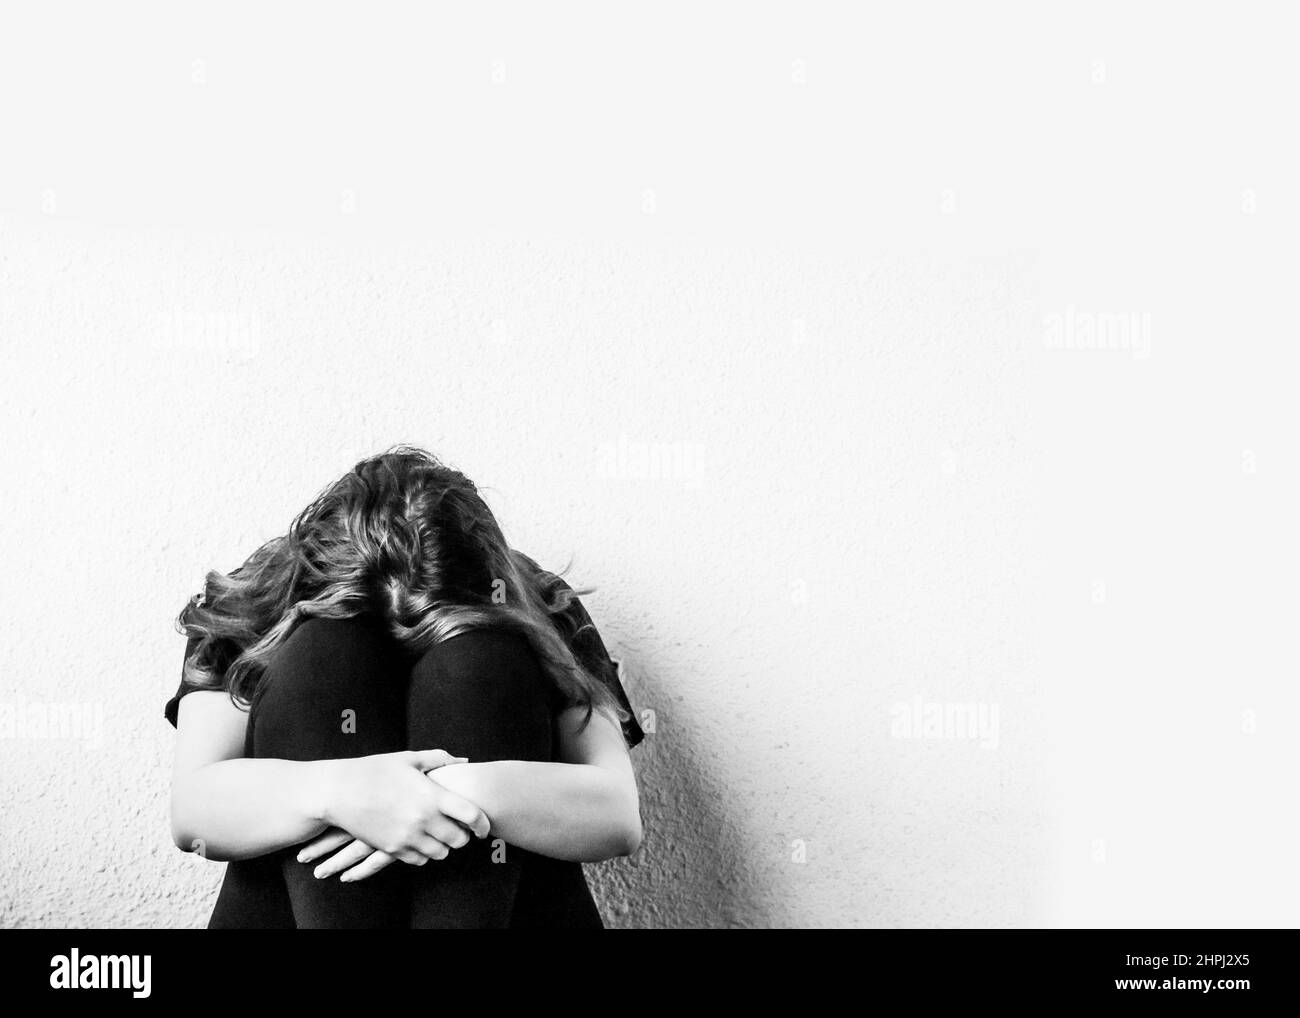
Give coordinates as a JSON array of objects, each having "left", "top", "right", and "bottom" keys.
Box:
[{"left": 585, "top": 641, "right": 776, "bottom": 929}]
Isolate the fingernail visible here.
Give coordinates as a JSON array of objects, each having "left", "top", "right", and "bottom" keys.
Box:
[
  {"left": 340, "top": 875, "right": 353, "bottom": 883},
  {"left": 297, "top": 853, "right": 307, "bottom": 863}
]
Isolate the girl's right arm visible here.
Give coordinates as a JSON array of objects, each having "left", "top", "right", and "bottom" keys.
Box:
[{"left": 170, "top": 690, "right": 489, "bottom": 862}]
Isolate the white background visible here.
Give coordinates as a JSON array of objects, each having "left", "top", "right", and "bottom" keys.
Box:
[{"left": 0, "top": 3, "right": 1295, "bottom": 927}]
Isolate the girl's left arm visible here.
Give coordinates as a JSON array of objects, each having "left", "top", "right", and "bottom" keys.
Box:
[{"left": 430, "top": 706, "right": 642, "bottom": 862}]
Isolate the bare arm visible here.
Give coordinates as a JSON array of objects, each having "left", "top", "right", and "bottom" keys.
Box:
[
  {"left": 303, "top": 704, "right": 643, "bottom": 877},
  {"left": 170, "top": 691, "right": 486, "bottom": 862},
  {"left": 429, "top": 706, "right": 642, "bottom": 862},
  {"left": 170, "top": 691, "right": 333, "bottom": 860}
]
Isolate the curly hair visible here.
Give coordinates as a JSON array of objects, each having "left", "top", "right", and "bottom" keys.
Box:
[{"left": 175, "top": 446, "right": 626, "bottom": 729}]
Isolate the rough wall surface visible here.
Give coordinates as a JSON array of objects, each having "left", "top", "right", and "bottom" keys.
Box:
[
  {"left": 5, "top": 6, "right": 1292, "bottom": 930},
  {"left": 0, "top": 231, "right": 1045, "bottom": 928}
]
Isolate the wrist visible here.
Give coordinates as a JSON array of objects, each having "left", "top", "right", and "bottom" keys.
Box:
[
  {"left": 303, "top": 758, "right": 341, "bottom": 826},
  {"left": 430, "top": 761, "right": 498, "bottom": 826}
]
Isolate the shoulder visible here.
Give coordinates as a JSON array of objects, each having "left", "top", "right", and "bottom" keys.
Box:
[{"left": 164, "top": 633, "right": 214, "bottom": 728}]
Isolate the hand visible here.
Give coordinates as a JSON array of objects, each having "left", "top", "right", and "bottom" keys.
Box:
[
  {"left": 297, "top": 827, "right": 393, "bottom": 882},
  {"left": 301, "top": 764, "right": 487, "bottom": 881},
  {"left": 316, "top": 749, "right": 490, "bottom": 869}
]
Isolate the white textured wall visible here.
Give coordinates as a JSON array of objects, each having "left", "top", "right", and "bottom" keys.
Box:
[{"left": 1, "top": 5, "right": 1296, "bottom": 928}]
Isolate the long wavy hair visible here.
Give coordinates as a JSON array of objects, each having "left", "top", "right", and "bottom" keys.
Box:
[{"left": 176, "top": 446, "right": 624, "bottom": 728}]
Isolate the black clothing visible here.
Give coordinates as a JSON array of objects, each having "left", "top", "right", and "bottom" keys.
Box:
[
  {"left": 165, "top": 562, "right": 642, "bottom": 929},
  {"left": 166, "top": 560, "right": 644, "bottom": 748}
]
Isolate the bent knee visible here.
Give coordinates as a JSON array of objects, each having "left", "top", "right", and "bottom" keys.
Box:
[
  {"left": 406, "top": 630, "right": 555, "bottom": 765},
  {"left": 408, "top": 629, "right": 552, "bottom": 713},
  {"left": 252, "top": 614, "right": 407, "bottom": 758},
  {"left": 256, "top": 615, "right": 401, "bottom": 711},
  {"left": 269, "top": 615, "right": 391, "bottom": 669}
]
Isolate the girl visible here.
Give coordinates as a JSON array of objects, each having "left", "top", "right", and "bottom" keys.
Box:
[{"left": 166, "top": 447, "right": 644, "bottom": 928}]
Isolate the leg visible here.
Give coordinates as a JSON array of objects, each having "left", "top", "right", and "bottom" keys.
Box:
[
  {"left": 405, "top": 628, "right": 554, "bottom": 929},
  {"left": 250, "top": 614, "right": 412, "bottom": 929}
]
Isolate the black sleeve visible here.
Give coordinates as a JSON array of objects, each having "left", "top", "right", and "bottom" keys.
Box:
[
  {"left": 517, "top": 554, "right": 645, "bottom": 749},
  {"left": 559, "top": 592, "right": 645, "bottom": 748},
  {"left": 164, "top": 634, "right": 204, "bottom": 728}
]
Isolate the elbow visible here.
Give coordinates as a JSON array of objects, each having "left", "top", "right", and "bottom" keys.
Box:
[
  {"left": 169, "top": 785, "right": 210, "bottom": 857},
  {"left": 170, "top": 817, "right": 222, "bottom": 859},
  {"left": 598, "top": 823, "right": 640, "bottom": 861},
  {"left": 616, "top": 774, "right": 643, "bottom": 856},
  {"left": 583, "top": 781, "right": 642, "bottom": 860},
  {"left": 619, "top": 816, "right": 643, "bottom": 856},
  {"left": 169, "top": 793, "right": 189, "bottom": 851},
  {"left": 612, "top": 796, "right": 643, "bottom": 857},
  {"left": 169, "top": 807, "right": 197, "bottom": 854},
  {"left": 170, "top": 822, "right": 193, "bottom": 853}
]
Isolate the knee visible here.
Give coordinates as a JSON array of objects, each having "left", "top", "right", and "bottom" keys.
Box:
[
  {"left": 255, "top": 615, "right": 401, "bottom": 718},
  {"left": 269, "top": 613, "right": 388, "bottom": 671},
  {"left": 406, "top": 629, "right": 553, "bottom": 760},
  {"left": 409, "top": 629, "right": 551, "bottom": 717}
]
